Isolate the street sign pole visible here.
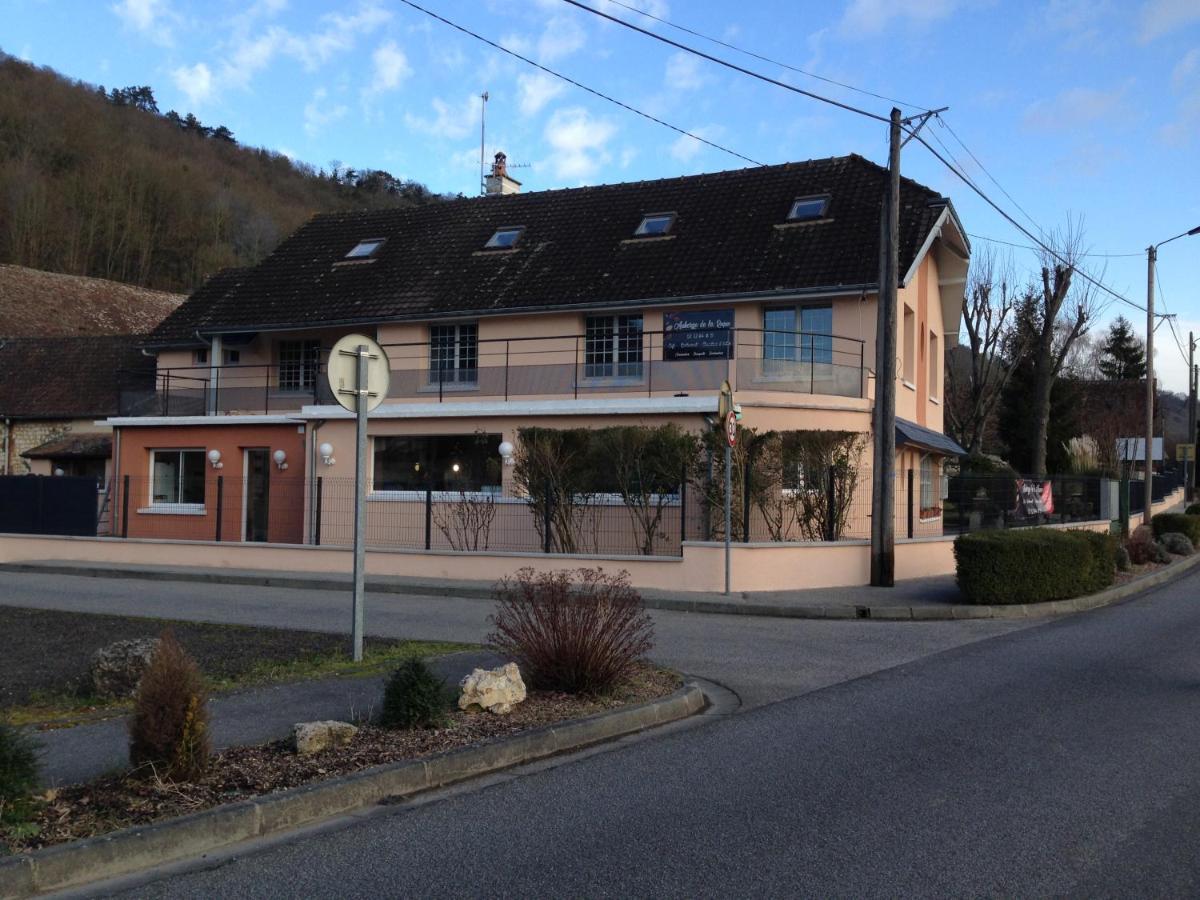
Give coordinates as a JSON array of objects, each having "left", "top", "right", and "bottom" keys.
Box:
[
  {"left": 724, "top": 440, "right": 732, "bottom": 596},
  {"left": 351, "top": 344, "right": 368, "bottom": 662}
]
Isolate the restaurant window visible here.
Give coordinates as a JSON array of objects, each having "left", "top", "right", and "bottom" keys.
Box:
[
  {"left": 150, "top": 449, "right": 206, "bottom": 505},
  {"left": 373, "top": 434, "right": 502, "bottom": 492},
  {"left": 584, "top": 314, "right": 643, "bottom": 379}
]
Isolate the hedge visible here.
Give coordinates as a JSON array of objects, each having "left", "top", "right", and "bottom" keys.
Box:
[
  {"left": 1186, "top": 504, "right": 1200, "bottom": 516},
  {"left": 954, "top": 528, "right": 1116, "bottom": 605},
  {"left": 1150, "top": 513, "right": 1200, "bottom": 546}
]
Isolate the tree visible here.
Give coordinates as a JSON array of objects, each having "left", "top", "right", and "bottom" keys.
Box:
[
  {"left": 945, "top": 247, "right": 1029, "bottom": 455},
  {"left": 1024, "top": 223, "right": 1098, "bottom": 474},
  {"left": 210, "top": 125, "right": 236, "bottom": 144},
  {"left": 1098, "top": 316, "right": 1147, "bottom": 381}
]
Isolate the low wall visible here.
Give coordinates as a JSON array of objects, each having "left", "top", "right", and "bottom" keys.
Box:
[{"left": 0, "top": 490, "right": 1183, "bottom": 594}]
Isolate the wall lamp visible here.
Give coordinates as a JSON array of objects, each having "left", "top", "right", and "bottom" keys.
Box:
[
  {"left": 498, "top": 440, "right": 515, "bottom": 466},
  {"left": 207, "top": 449, "right": 223, "bottom": 469},
  {"left": 273, "top": 449, "right": 289, "bottom": 471},
  {"left": 319, "top": 442, "right": 336, "bottom": 466}
]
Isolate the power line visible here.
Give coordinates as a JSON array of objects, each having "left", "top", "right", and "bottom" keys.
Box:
[
  {"left": 598, "top": 0, "right": 929, "bottom": 110},
  {"left": 967, "top": 233, "right": 1145, "bottom": 259},
  {"left": 1155, "top": 260, "right": 1191, "bottom": 370},
  {"left": 558, "top": 0, "right": 892, "bottom": 123},
  {"left": 392, "top": 0, "right": 765, "bottom": 167}
]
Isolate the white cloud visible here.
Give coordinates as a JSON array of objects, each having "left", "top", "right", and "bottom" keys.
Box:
[
  {"left": 17, "top": 44, "right": 32, "bottom": 62},
  {"left": 304, "top": 87, "right": 348, "bottom": 136},
  {"left": 1139, "top": 0, "right": 1200, "bottom": 43},
  {"left": 536, "top": 14, "right": 586, "bottom": 62},
  {"left": 404, "top": 95, "right": 480, "bottom": 140},
  {"left": 110, "top": 0, "right": 176, "bottom": 45},
  {"left": 1174, "top": 47, "right": 1200, "bottom": 89},
  {"left": 664, "top": 51, "right": 709, "bottom": 91},
  {"left": 517, "top": 71, "right": 565, "bottom": 116},
  {"left": 543, "top": 106, "right": 616, "bottom": 181},
  {"left": 370, "top": 40, "right": 412, "bottom": 92},
  {"left": 1033, "top": 0, "right": 1115, "bottom": 51},
  {"left": 669, "top": 125, "right": 722, "bottom": 163},
  {"left": 171, "top": 62, "right": 213, "bottom": 107},
  {"left": 1021, "top": 85, "right": 1130, "bottom": 132},
  {"left": 838, "top": 0, "right": 963, "bottom": 36}
]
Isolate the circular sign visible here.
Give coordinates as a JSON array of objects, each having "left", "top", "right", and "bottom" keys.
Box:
[
  {"left": 725, "top": 410, "right": 738, "bottom": 448},
  {"left": 327, "top": 334, "right": 391, "bottom": 414}
]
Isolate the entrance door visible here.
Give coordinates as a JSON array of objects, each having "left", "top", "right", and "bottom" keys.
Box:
[{"left": 244, "top": 449, "right": 270, "bottom": 542}]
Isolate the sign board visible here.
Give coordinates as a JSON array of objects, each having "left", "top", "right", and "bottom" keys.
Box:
[
  {"left": 1177, "top": 443, "right": 1195, "bottom": 462},
  {"left": 327, "top": 335, "right": 390, "bottom": 413},
  {"left": 663, "top": 309, "right": 734, "bottom": 361},
  {"left": 1014, "top": 479, "right": 1054, "bottom": 518},
  {"left": 725, "top": 410, "right": 738, "bottom": 448}
]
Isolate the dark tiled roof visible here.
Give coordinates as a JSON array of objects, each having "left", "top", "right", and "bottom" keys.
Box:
[
  {"left": 897, "top": 418, "right": 966, "bottom": 456},
  {"left": 0, "top": 336, "right": 155, "bottom": 418},
  {"left": 0, "top": 265, "right": 184, "bottom": 338},
  {"left": 149, "top": 154, "right": 952, "bottom": 344},
  {"left": 22, "top": 433, "right": 112, "bottom": 459}
]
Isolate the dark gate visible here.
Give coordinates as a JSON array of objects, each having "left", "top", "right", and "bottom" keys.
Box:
[{"left": 0, "top": 476, "right": 99, "bottom": 536}]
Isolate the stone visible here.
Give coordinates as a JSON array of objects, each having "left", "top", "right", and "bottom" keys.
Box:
[
  {"left": 1115, "top": 544, "right": 1132, "bottom": 571},
  {"left": 88, "top": 638, "right": 160, "bottom": 698},
  {"left": 1159, "top": 532, "right": 1194, "bottom": 556},
  {"left": 458, "top": 663, "right": 527, "bottom": 715},
  {"left": 292, "top": 720, "right": 358, "bottom": 755}
]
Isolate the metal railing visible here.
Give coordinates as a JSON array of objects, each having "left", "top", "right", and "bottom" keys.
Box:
[{"left": 118, "top": 364, "right": 324, "bottom": 416}]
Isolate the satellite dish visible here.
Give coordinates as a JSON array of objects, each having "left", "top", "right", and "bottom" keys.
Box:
[{"left": 326, "top": 334, "right": 391, "bottom": 414}]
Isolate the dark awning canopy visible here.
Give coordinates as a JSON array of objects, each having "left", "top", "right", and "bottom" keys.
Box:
[
  {"left": 895, "top": 418, "right": 965, "bottom": 457},
  {"left": 21, "top": 434, "right": 112, "bottom": 460}
]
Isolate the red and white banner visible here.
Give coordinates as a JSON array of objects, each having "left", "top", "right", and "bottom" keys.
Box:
[{"left": 1014, "top": 479, "right": 1054, "bottom": 517}]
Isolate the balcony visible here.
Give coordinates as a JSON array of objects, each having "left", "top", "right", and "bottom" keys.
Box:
[{"left": 118, "top": 328, "right": 866, "bottom": 417}]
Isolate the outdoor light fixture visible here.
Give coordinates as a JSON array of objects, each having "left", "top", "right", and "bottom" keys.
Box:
[
  {"left": 451, "top": 462, "right": 461, "bottom": 473},
  {"left": 498, "top": 440, "right": 515, "bottom": 465},
  {"left": 53, "top": 468, "right": 64, "bottom": 477},
  {"left": 319, "top": 442, "right": 335, "bottom": 466},
  {"left": 207, "top": 449, "right": 223, "bottom": 469},
  {"left": 273, "top": 449, "right": 288, "bottom": 471}
]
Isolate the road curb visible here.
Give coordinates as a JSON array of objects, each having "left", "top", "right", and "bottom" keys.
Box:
[
  {"left": 3, "top": 552, "right": 1199, "bottom": 622},
  {"left": 0, "top": 683, "right": 705, "bottom": 898}
]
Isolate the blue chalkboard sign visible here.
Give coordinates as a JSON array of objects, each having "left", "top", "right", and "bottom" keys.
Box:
[{"left": 663, "top": 309, "right": 734, "bottom": 360}]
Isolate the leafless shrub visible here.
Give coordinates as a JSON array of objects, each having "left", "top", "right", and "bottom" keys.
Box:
[
  {"left": 433, "top": 491, "right": 496, "bottom": 551},
  {"left": 128, "top": 629, "right": 210, "bottom": 781}
]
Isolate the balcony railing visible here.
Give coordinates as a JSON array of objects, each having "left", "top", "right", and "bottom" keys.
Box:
[{"left": 117, "top": 328, "right": 866, "bottom": 417}]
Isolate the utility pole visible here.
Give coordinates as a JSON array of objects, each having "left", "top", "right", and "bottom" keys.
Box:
[
  {"left": 1189, "top": 333, "right": 1197, "bottom": 503},
  {"left": 870, "top": 108, "right": 901, "bottom": 587},
  {"left": 1143, "top": 245, "right": 1155, "bottom": 526}
]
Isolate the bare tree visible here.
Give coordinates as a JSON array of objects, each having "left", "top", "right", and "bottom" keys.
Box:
[
  {"left": 946, "top": 247, "right": 1029, "bottom": 455},
  {"left": 1027, "top": 220, "right": 1099, "bottom": 474}
]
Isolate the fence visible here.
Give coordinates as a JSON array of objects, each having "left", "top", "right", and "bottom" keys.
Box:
[
  {"left": 0, "top": 476, "right": 102, "bottom": 536},
  {"left": 118, "top": 365, "right": 325, "bottom": 416}
]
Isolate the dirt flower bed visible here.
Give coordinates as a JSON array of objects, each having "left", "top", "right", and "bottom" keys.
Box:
[{"left": 4, "top": 663, "right": 680, "bottom": 854}]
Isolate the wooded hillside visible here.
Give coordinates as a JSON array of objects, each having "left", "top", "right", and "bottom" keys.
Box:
[{"left": 0, "top": 54, "right": 449, "bottom": 294}]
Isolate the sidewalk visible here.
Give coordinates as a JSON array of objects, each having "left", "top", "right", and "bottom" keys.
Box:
[
  {"left": 0, "top": 558, "right": 965, "bottom": 618},
  {"left": 34, "top": 649, "right": 503, "bottom": 787}
]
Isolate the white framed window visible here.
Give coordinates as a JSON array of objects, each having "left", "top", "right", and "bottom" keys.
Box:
[
  {"left": 920, "top": 457, "right": 940, "bottom": 518},
  {"left": 763, "top": 305, "right": 833, "bottom": 366},
  {"left": 484, "top": 227, "right": 524, "bottom": 249},
  {"left": 584, "top": 314, "right": 643, "bottom": 379},
  {"left": 278, "top": 340, "right": 321, "bottom": 391},
  {"left": 345, "top": 238, "right": 385, "bottom": 259},
  {"left": 223, "top": 349, "right": 241, "bottom": 366},
  {"left": 193, "top": 349, "right": 208, "bottom": 366},
  {"left": 150, "top": 449, "right": 206, "bottom": 506},
  {"left": 634, "top": 213, "right": 675, "bottom": 237},
  {"left": 787, "top": 195, "right": 829, "bottom": 222},
  {"left": 928, "top": 330, "right": 939, "bottom": 399},
  {"left": 430, "top": 323, "right": 478, "bottom": 385}
]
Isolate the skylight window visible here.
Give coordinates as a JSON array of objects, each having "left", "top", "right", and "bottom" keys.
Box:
[
  {"left": 484, "top": 227, "right": 524, "bottom": 250},
  {"left": 345, "top": 238, "right": 385, "bottom": 259},
  {"left": 787, "top": 196, "right": 830, "bottom": 222},
  {"left": 634, "top": 213, "right": 675, "bottom": 237}
]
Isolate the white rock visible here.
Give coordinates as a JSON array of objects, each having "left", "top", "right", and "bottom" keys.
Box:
[
  {"left": 458, "top": 663, "right": 527, "bottom": 715},
  {"left": 293, "top": 720, "right": 358, "bottom": 755}
]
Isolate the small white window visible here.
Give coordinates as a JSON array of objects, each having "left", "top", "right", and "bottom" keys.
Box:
[
  {"left": 345, "top": 238, "right": 385, "bottom": 259},
  {"left": 485, "top": 227, "right": 524, "bottom": 249},
  {"left": 787, "top": 195, "right": 829, "bottom": 221},
  {"left": 151, "top": 449, "right": 206, "bottom": 505},
  {"left": 634, "top": 213, "right": 675, "bottom": 237}
]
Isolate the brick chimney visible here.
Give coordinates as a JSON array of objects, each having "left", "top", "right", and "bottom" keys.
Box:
[{"left": 485, "top": 151, "right": 521, "bottom": 196}]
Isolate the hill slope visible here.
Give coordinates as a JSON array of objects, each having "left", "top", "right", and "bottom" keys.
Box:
[{"left": 0, "top": 54, "right": 447, "bottom": 294}]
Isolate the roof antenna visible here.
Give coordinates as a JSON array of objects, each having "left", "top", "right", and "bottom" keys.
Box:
[{"left": 479, "top": 91, "right": 489, "bottom": 196}]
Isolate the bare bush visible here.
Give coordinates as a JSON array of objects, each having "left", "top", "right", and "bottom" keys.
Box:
[
  {"left": 128, "top": 629, "right": 210, "bottom": 781},
  {"left": 433, "top": 491, "right": 496, "bottom": 551}
]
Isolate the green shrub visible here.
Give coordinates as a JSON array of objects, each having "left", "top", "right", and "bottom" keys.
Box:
[
  {"left": 380, "top": 659, "right": 447, "bottom": 730},
  {"left": 1186, "top": 504, "right": 1200, "bottom": 516},
  {"left": 1151, "top": 513, "right": 1200, "bottom": 546},
  {"left": 0, "top": 721, "right": 40, "bottom": 827},
  {"left": 128, "top": 630, "right": 210, "bottom": 781},
  {"left": 954, "top": 528, "right": 1115, "bottom": 605}
]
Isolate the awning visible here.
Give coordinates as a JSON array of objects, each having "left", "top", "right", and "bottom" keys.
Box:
[
  {"left": 21, "top": 434, "right": 112, "bottom": 460},
  {"left": 895, "top": 418, "right": 965, "bottom": 457}
]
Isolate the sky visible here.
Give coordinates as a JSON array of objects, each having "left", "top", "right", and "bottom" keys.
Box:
[{"left": 3, "top": 0, "right": 1199, "bottom": 391}]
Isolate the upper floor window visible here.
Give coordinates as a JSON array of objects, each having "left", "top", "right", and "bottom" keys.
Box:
[
  {"left": 763, "top": 306, "right": 833, "bottom": 366},
  {"left": 902, "top": 306, "right": 916, "bottom": 384},
  {"left": 193, "top": 349, "right": 208, "bottom": 366},
  {"left": 151, "top": 449, "right": 206, "bottom": 506},
  {"left": 430, "top": 323, "right": 478, "bottom": 385},
  {"left": 484, "top": 227, "right": 524, "bottom": 250},
  {"left": 278, "top": 340, "right": 321, "bottom": 392},
  {"left": 634, "top": 213, "right": 675, "bottom": 237},
  {"left": 787, "top": 195, "right": 829, "bottom": 222},
  {"left": 345, "top": 238, "right": 385, "bottom": 259},
  {"left": 928, "top": 330, "right": 939, "bottom": 398},
  {"left": 585, "top": 314, "right": 643, "bottom": 379}
]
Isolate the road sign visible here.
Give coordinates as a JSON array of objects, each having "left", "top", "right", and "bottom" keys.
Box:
[
  {"left": 1177, "top": 443, "right": 1195, "bottom": 462},
  {"left": 327, "top": 335, "right": 390, "bottom": 413},
  {"left": 725, "top": 410, "right": 738, "bottom": 448},
  {"left": 717, "top": 379, "right": 734, "bottom": 421}
]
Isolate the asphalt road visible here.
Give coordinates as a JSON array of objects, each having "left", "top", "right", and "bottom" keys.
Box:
[{"left": 52, "top": 567, "right": 1200, "bottom": 898}]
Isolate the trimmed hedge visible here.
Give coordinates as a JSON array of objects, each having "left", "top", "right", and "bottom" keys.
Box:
[
  {"left": 954, "top": 528, "right": 1116, "bottom": 605},
  {"left": 1151, "top": 513, "right": 1200, "bottom": 546},
  {"left": 1186, "top": 504, "right": 1200, "bottom": 516}
]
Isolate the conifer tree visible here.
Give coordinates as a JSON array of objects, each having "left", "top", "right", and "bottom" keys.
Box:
[{"left": 1098, "top": 316, "right": 1147, "bottom": 381}]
